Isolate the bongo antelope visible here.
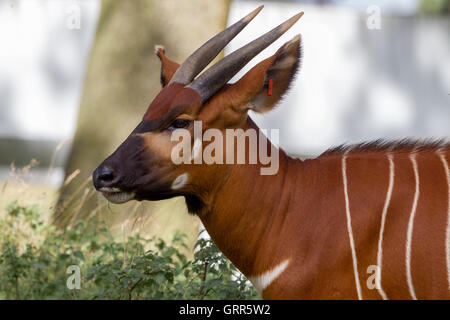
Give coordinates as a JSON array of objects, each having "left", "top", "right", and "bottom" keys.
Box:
[{"left": 93, "top": 6, "right": 450, "bottom": 299}]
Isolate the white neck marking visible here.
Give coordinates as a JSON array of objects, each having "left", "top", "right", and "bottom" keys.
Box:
[
  {"left": 171, "top": 173, "right": 188, "bottom": 190},
  {"left": 248, "top": 260, "right": 290, "bottom": 296}
]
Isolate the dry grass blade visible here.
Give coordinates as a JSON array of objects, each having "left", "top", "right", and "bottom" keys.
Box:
[
  {"left": 63, "top": 169, "right": 81, "bottom": 187},
  {"left": 53, "top": 175, "right": 92, "bottom": 226}
]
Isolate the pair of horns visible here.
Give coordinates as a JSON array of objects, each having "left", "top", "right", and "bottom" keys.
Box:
[{"left": 169, "top": 5, "right": 303, "bottom": 102}]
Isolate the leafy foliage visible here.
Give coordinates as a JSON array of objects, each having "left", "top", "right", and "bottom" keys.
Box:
[
  {"left": 420, "top": 0, "right": 450, "bottom": 14},
  {"left": 0, "top": 201, "right": 258, "bottom": 300}
]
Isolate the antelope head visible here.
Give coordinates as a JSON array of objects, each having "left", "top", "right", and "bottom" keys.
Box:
[{"left": 93, "top": 6, "right": 303, "bottom": 213}]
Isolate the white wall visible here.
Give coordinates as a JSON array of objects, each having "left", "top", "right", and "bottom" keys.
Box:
[
  {"left": 1, "top": 0, "right": 449, "bottom": 185},
  {"left": 0, "top": 0, "right": 100, "bottom": 185},
  {"left": 227, "top": 1, "right": 450, "bottom": 157},
  {"left": 0, "top": 0, "right": 100, "bottom": 141}
]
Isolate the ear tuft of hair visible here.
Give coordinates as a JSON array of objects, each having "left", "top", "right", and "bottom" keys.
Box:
[
  {"left": 268, "top": 34, "right": 301, "bottom": 104},
  {"left": 154, "top": 44, "right": 165, "bottom": 57},
  {"left": 251, "top": 34, "right": 302, "bottom": 113},
  {"left": 154, "top": 45, "right": 180, "bottom": 87}
]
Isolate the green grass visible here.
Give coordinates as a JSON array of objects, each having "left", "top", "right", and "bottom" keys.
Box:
[
  {"left": 0, "top": 164, "right": 258, "bottom": 300},
  {"left": 0, "top": 200, "right": 258, "bottom": 300}
]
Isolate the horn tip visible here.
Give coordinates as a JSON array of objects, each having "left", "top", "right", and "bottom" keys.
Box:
[
  {"left": 280, "top": 11, "right": 304, "bottom": 32},
  {"left": 291, "top": 11, "right": 305, "bottom": 23},
  {"left": 243, "top": 5, "right": 264, "bottom": 23}
]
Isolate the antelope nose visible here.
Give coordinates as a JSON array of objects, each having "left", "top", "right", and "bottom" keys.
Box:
[{"left": 93, "top": 165, "right": 116, "bottom": 189}]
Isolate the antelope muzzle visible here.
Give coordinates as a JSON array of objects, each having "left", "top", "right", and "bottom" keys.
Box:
[{"left": 93, "top": 132, "right": 147, "bottom": 204}]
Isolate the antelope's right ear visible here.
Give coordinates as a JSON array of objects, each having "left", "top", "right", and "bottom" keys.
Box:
[
  {"left": 207, "top": 35, "right": 301, "bottom": 117},
  {"left": 155, "top": 45, "right": 180, "bottom": 87}
]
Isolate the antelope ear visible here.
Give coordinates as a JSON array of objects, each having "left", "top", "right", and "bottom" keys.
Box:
[
  {"left": 155, "top": 45, "right": 180, "bottom": 87},
  {"left": 225, "top": 35, "right": 301, "bottom": 113}
]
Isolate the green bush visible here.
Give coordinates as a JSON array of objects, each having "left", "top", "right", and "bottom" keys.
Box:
[
  {"left": 420, "top": 0, "right": 450, "bottom": 14},
  {"left": 0, "top": 201, "right": 258, "bottom": 300}
]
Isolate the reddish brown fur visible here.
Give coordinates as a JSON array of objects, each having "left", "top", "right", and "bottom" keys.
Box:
[
  {"left": 100, "top": 37, "right": 450, "bottom": 299},
  {"left": 148, "top": 43, "right": 450, "bottom": 299},
  {"left": 143, "top": 83, "right": 201, "bottom": 122},
  {"left": 196, "top": 130, "right": 450, "bottom": 299},
  {"left": 155, "top": 46, "right": 180, "bottom": 87}
]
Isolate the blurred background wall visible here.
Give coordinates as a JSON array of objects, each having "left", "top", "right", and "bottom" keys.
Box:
[
  {"left": 0, "top": 0, "right": 100, "bottom": 184},
  {"left": 0, "top": 0, "right": 448, "bottom": 243},
  {"left": 229, "top": 0, "right": 449, "bottom": 157},
  {"left": 0, "top": 0, "right": 231, "bottom": 251}
]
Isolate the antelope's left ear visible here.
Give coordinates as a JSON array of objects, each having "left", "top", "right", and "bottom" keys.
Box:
[
  {"left": 155, "top": 45, "right": 180, "bottom": 87},
  {"left": 228, "top": 35, "right": 301, "bottom": 113}
]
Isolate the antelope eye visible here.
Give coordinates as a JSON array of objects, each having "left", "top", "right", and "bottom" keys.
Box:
[{"left": 166, "top": 119, "right": 192, "bottom": 130}]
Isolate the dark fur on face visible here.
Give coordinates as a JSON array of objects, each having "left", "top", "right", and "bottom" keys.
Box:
[{"left": 93, "top": 34, "right": 302, "bottom": 210}]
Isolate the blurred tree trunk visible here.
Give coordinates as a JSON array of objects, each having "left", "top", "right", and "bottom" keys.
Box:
[{"left": 54, "top": 0, "right": 230, "bottom": 250}]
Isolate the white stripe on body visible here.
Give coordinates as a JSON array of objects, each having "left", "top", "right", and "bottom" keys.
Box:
[
  {"left": 437, "top": 150, "right": 450, "bottom": 290},
  {"left": 376, "top": 153, "right": 395, "bottom": 300},
  {"left": 406, "top": 153, "right": 419, "bottom": 300},
  {"left": 342, "top": 154, "right": 363, "bottom": 300}
]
